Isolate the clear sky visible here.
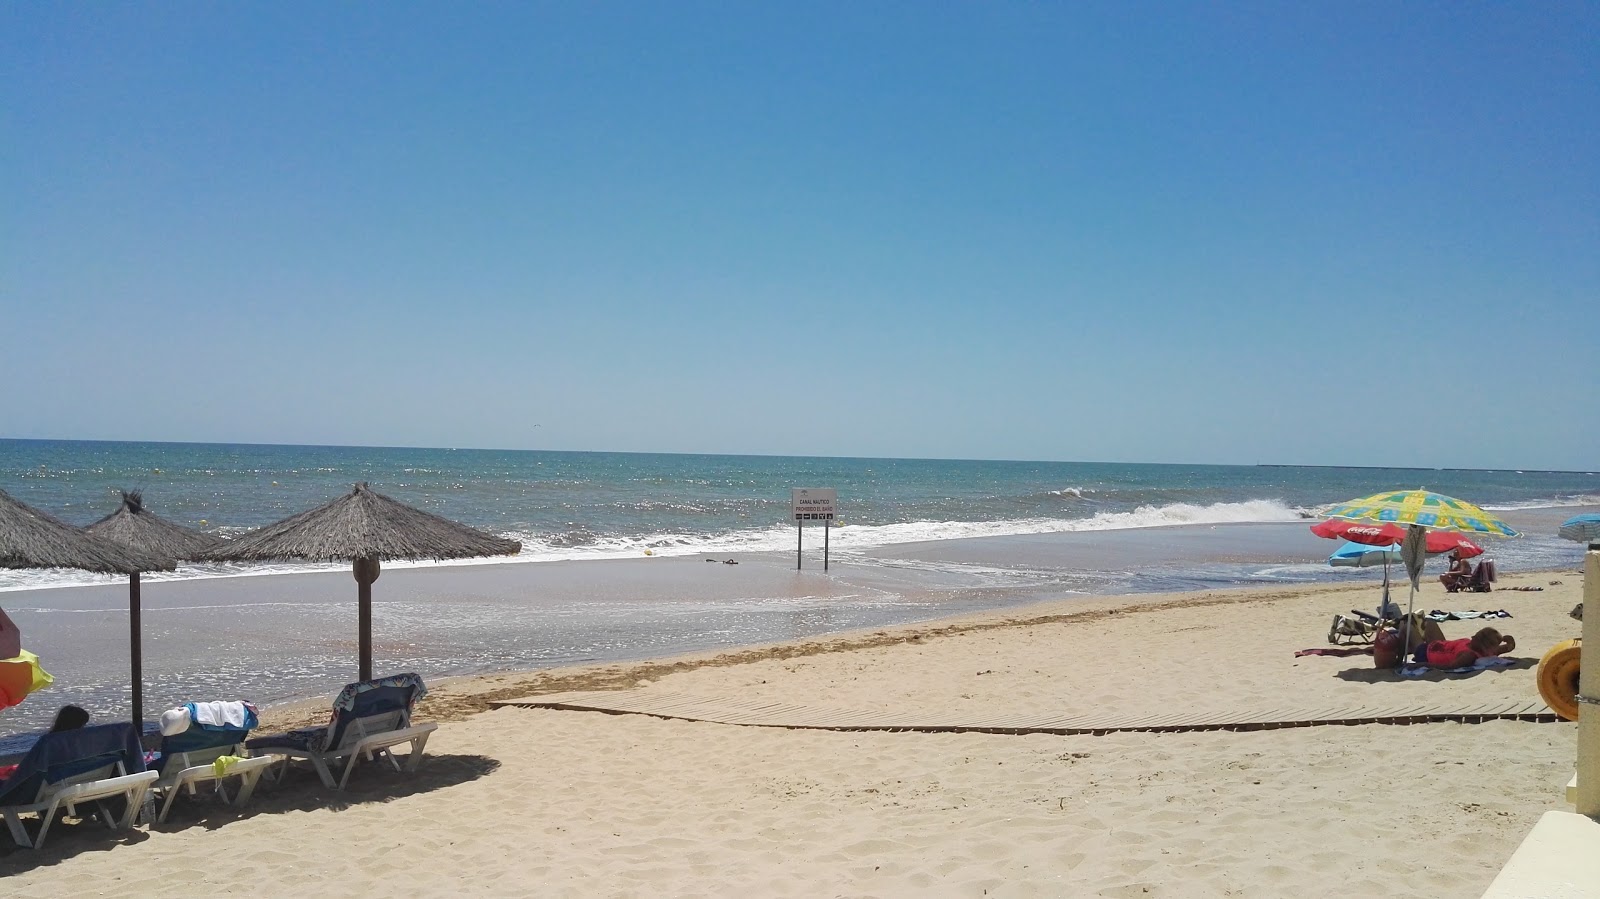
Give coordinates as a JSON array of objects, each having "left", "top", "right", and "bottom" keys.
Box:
[{"left": 3, "top": 4, "right": 1596, "bottom": 469}]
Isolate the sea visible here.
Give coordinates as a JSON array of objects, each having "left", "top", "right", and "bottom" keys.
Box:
[
  {"left": 4, "top": 439, "right": 1596, "bottom": 590},
  {"left": 1, "top": 438, "right": 1595, "bottom": 737}
]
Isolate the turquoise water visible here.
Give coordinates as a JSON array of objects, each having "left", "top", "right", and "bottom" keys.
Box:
[{"left": 3, "top": 438, "right": 1596, "bottom": 589}]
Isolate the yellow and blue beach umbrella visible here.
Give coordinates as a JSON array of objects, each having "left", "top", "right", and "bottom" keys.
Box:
[{"left": 1321, "top": 489, "right": 1519, "bottom": 538}]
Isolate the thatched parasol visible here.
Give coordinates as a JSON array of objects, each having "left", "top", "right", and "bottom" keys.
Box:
[
  {"left": 203, "top": 483, "right": 521, "bottom": 681},
  {"left": 0, "top": 487, "right": 169, "bottom": 717},
  {"left": 1, "top": 488, "right": 165, "bottom": 575},
  {"left": 86, "top": 490, "right": 226, "bottom": 728}
]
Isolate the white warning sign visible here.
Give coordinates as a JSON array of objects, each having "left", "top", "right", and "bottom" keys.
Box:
[{"left": 791, "top": 488, "right": 836, "bottom": 522}]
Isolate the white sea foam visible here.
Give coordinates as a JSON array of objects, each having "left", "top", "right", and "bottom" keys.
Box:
[
  {"left": 0, "top": 497, "right": 1312, "bottom": 592},
  {"left": 1479, "top": 494, "right": 1600, "bottom": 511}
]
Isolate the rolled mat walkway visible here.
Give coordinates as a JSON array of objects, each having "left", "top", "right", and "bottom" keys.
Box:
[
  {"left": 1537, "top": 638, "right": 1581, "bottom": 721},
  {"left": 493, "top": 689, "right": 1560, "bottom": 735}
]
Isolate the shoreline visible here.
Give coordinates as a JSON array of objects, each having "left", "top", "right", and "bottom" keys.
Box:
[
  {"left": 3, "top": 499, "right": 1592, "bottom": 596},
  {"left": 257, "top": 561, "right": 1580, "bottom": 733},
  {"left": 3, "top": 508, "right": 1587, "bottom": 735}
]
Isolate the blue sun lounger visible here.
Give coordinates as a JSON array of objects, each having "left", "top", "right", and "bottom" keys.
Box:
[
  {"left": 247, "top": 673, "right": 437, "bottom": 790},
  {"left": 0, "top": 722, "right": 158, "bottom": 849}
]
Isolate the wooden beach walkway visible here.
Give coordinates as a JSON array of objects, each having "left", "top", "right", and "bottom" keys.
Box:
[{"left": 492, "top": 689, "right": 1559, "bottom": 735}]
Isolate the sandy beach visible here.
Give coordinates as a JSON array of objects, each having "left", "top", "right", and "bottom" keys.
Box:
[{"left": 0, "top": 562, "right": 1583, "bottom": 897}]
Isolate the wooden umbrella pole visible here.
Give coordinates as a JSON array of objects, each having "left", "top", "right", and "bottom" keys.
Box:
[
  {"left": 354, "top": 557, "right": 381, "bottom": 682},
  {"left": 130, "top": 571, "right": 143, "bottom": 730}
]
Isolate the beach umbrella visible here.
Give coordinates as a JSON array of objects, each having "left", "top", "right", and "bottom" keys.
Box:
[
  {"left": 1328, "top": 541, "right": 1404, "bottom": 616},
  {"left": 86, "top": 490, "right": 226, "bottom": 729},
  {"left": 0, "top": 488, "right": 166, "bottom": 574},
  {"left": 1309, "top": 519, "right": 1485, "bottom": 557},
  {"left": 1312, "top": 523, "right": 1483, "bottom": 621},
  {"left": 0, "top": 606, "right": 51, "bottom": 712},
  {"left": 1559, "top": 514, "right": 1600, "bottom": 548},
  {"left": 202, "top": 483, "right": 521, "bottom": 681},
  {"left": 0, "top": 651, "right": 53, "bottom": 712},
  {"left": 0, "top": 487, "right": 169, "bottom": 714},
  {"left": 1320, "top": 489, "right": 1519, "bottom": 538},
  {"left": 1320, "top": 489, "right": 1518, "bottom": 662},
  {"left": 1327, "top": 541, "right": 1402, "bottom": 567}
]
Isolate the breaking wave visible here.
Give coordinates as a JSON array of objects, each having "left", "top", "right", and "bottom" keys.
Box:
[{"left": 0, "top": 498, "right": 1311, "bottom": 591}]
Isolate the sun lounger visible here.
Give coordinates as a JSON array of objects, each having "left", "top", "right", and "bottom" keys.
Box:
[
  {"left": 150, "top": 702, "right": 274, "bottom": 823},
  {"left": 0, "top": 722, "right": 158, "bottom": 849},
  {"left": 247, "top": 673, "right": 437, "bottom": 790}
]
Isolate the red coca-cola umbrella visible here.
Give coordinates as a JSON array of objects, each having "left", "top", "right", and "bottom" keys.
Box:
[{"left": 1310, "top": 519, "right": 1484, "bottom": 558}]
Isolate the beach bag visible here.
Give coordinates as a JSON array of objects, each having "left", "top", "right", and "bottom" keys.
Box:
[
  {"left": 1394, "top": 613, "right": 1427, "bottom": 646},
  {"left": 1373, "top": 628, "right": 1403, "bottom": 669}
]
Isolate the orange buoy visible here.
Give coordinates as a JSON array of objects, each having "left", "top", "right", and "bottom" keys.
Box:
[{"left": 1537, "top": 638, "right": 1582, "bottom": 721}]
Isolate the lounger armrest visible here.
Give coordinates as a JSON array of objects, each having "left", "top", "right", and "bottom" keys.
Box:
[
  {"left": 159, "top": 755, "right": 275, "bottom": 789},
  {"left": 51, "top": 770, "right": 158, "bottom": 803},
  {"left": 226, "top": 756, "right": 277, "bottom": 773},
  {"left": 353, "top": 723, "right": 437, "bottom": 755}
]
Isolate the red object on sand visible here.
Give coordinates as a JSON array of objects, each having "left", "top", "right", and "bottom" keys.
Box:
[{"left": 1309, "top": 520, "right": 1485, "bottom": 557}]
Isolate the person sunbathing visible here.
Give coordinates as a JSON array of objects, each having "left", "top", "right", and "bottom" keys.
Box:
[
  {"left": 48, "top": 704, "right": 89, "bottom": 732},
  {"left": 1424, "top": 626, "right": 1516, "bottom": 668}
]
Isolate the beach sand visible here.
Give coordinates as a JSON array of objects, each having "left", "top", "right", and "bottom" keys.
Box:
[{"left": 0, "top": 567, "right": 1584, "bottom": 897}]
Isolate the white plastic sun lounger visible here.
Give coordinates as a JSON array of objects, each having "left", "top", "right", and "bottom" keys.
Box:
[
  {"left": 152, "top": 744, "right": 276, "bottom": 823},
  {"left": 248, "top": 674, "right": 438, "bottom": 791},
  {"left": 0, "top": 723, "right": 159, "bottom": 850}
]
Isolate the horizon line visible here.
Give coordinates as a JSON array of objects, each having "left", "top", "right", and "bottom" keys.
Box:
[{"left": 2, "top": 436, "right": 1594, "bottom": 476}]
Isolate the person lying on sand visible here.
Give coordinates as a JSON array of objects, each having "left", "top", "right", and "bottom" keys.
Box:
[{"left": 1424, "top": 626, "right": 1515, "bottom": 669}]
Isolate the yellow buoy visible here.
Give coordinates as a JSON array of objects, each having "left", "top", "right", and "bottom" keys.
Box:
[{"left": 1537, "top": 638, "right": 1582, "bottom": 721}]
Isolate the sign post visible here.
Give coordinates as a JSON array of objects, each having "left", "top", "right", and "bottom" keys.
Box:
[{"left": 791, "top": 488, "right": 837, "bottom": 571}]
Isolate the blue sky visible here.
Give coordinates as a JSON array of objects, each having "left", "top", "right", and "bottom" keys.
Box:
[{"left": 3, "top": 4, "right": 1596, "bottom": 469}]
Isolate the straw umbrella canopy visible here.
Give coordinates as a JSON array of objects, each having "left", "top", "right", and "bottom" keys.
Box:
[
  {"left": 86, "top": 490, "right": 226, "bottom": 728},
  {"left": 1, "top": 488, "right": 166, "bottom": 575},
  {"left": 0, "top": 487, "right": 169, "bottom": 716},
  {"left": 202, "top": 483, "right": 521, "bottom": 681}
]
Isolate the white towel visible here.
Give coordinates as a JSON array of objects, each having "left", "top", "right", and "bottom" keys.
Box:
[{"left": 188, "top": 700, "right": 253, "bottom": 729}]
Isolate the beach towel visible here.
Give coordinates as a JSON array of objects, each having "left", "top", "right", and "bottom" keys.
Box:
[
  {"left": 1296, "top": 647, "right": 1373, "bottom": 658},
  {"left": 188, "top": 701, "right": 257, "bottom": 730},
  {"left": 1398, "top": 656, "right": 1516, "bottom": 678},
  {"left": 0, "top": 723, "right": 146, "bottom": 807},
  {"left": 159, "top": 701, "right": 259, "bottom": 736},
  {"left": 1424, "top": 610, "right": 1512, "bottom": 622}
]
